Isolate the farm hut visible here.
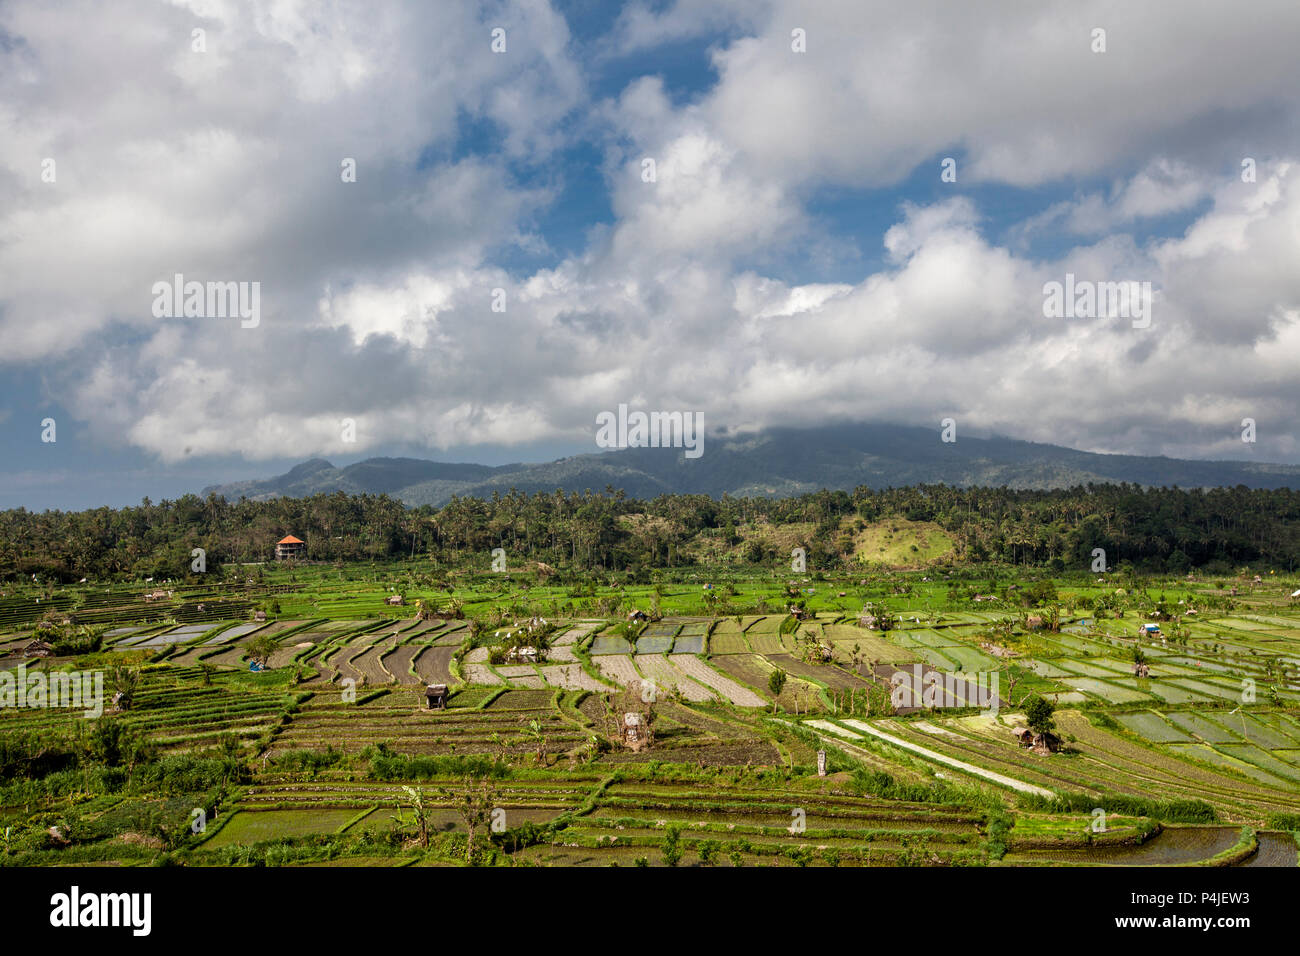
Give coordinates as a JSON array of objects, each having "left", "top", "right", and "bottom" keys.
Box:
[
  {"left": 789, "top": 605, "right": 808, "bottom": 620},
  {"left": 1291, "top": 589, "right": 1300, "bottom": 599},
  {"left": 1133, "top": 661, "right": 1150, "bottom": 678},
  {"left": 628, "top": 609, "right": 648, "bottom": 623},
  {"left": 1012, "top": 727, "right": 1032, "bottom": 747},
  {"left": 1137, "top": 623, "right": 1162, "bottom": 639},
  {"left": 275, "top": 535, "right": 307, "bottom": 561},
  {"left": 386, "top": 595, "right": 405, "bottom": 606},
  {"left": 1025, "top": 615, "right": 1045, "bottom": 631},
  {"left": 21, "top": 639, "right": 53, "bottom": 659},
  {"left": 424, "top": 684, "right": 449, "bottom": 710},
  {"left": 253, "top": 610, "right": 267, "bottom": 622},
  {"left": 143, "top": 589, "right": 170, "bottom": 602}
]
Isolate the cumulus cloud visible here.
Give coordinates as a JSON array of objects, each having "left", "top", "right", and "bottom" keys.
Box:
[{"left": 3, "top": 0, "right": 1300, "bottom": 475}]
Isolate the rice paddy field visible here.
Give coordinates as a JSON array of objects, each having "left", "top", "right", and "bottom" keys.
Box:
[{"left": 2, "top": 563, "right": 1298, "bottom": 867}]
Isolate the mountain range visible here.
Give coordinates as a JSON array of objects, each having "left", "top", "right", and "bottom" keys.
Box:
[{"left": 200, "top": 424, "right": 1300, "bottom": 505}]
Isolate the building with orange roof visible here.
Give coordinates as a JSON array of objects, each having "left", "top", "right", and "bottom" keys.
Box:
[{"left": 275, "top": 534, "right": 306, "bottom": 561}]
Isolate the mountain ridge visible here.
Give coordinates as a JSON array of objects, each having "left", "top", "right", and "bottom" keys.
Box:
[{"left": 201, "top": 424, "right": 1300, "bottom": 505}]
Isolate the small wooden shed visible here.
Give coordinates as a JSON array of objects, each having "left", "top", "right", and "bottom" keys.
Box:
[
  {"left": 22, "top": 639, "right": 53, "bottom": 659},
  {"left": 424, "top": 684, "right": 449, "bottom": 710}
]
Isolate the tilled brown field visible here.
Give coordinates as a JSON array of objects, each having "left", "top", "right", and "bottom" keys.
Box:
[
  {"left": 383, "top": 644, "right": 424, "bottom": 684},
  {"left": 334, "top": 645, "right": 367, "bottom": 685},
  {"left": 267, "top": 641, "right": 314, "bottom": 669},
  {"left": 352, "top": 641, "right": 399, "bottom": 684},
  {"left": 432, "top": 623, "right": 469, "bottom": 646},
  {"left": 765, "top": 653, "right": 874, "bottom": 691},
  {"left": 413, "top": 645, "right": 455, "bottom": 684}
]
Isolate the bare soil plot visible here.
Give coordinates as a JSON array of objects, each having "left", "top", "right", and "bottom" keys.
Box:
[
  {"left": 462, "top": 660, "right": 501, "bottom": 686},
  {"left": 412, "top": 645, "right": 455, "bottom": 684},
  {"left": 594, "top": 655, "right": 640, "bottom": 687},
  {"left": 267, "top": 642, "right": 314, "bottom": 669},
  {"left": 539, "top": 663, "right": 611, "bottom": 692},
  {"left": 497, "top": 668, "right": 545, "bottom": 689},
  {"left": 670, "top": 656, "right": 766, "bottom": 707},
  {"left": 352, "top": 642, "right": 398, "bottom": 684},
  {"left": 384, "top": 644, "right": 424, "bottom": 684},
  {"left": 552, "top": 625, "right": 595, "bottom": 646},
  {"left": 334, "top": 646, "right": 366, "bottom": 685},
  {"left": 461, "top": 646, "right": 502, "bottom": 685},
  {"left": 300, "top": 646, "right": 343, "bottom": 684},
  {"left": 764, "top": 653, "right": 873, "bottom": 691},
  {"left": 635, "top": 654, "right": 714, "bottom": 702},
  {"left": 201, "top": 644, "right": 251, "bottom": 669},
  {"left": 432, "top": 623, "right": 469, "bottom": 646}
]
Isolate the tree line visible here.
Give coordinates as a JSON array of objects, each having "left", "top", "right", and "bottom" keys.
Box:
[{"left": 2, "top": 483, "right": 1298, "bottom": 581}]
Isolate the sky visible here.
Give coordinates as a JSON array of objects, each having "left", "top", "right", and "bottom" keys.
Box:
[{"left": 2, "top": 0, "right": 1300, "bottom": 510}]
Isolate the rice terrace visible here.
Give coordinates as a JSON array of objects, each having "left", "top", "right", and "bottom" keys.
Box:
[{"left": 2, "top": 488, "right": 1298, "bottom": 870}]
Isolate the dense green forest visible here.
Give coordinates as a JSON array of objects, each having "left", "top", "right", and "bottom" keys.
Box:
[{"left": 2, "top": 484, "right": 1298, "bottom": 581}]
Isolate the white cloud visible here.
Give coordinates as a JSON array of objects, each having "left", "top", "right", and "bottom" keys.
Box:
[{"left": 6, "top": 0, "right": 1300, "bottom": 473}]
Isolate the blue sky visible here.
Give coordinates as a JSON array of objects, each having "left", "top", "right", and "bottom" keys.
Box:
[{"left": 2, "top": 0, "right": 1300, "bottom": 509}]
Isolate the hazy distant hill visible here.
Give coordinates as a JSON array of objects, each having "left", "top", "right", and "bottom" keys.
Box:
[{"left": 202, "top": 424, "right": 1300, "bottom": 505}]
